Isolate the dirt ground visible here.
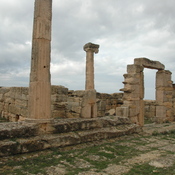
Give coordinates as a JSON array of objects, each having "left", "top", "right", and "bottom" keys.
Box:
[{"left": 1, "top": 122, "right": 175, "bottom": 175}]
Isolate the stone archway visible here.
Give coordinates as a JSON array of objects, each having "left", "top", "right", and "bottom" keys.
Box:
[{"left": 116, "top": 58, "right": 173, "bottom": 126}]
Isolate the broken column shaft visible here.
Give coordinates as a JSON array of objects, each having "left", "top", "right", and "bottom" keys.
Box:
[{"left": 28, "top": 0, "right": 52, "bottom": 121}]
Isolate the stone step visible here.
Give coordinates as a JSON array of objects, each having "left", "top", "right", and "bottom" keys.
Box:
[
  {"left": 52, "top": 116, "right": 131, "bottom": 133},
  {"left": 0, "top": 116, "right": 131, "bottom": 140},
  {"left": 0, "top": 122, "right": 38, "bottom": 140},
  {"left": 0, "top": 124, "right": 141, "bottom": 157}
]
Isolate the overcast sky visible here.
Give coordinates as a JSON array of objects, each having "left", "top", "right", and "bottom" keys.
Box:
[{"left": 0, "top": 0, "right": 175, "bottom": 99}]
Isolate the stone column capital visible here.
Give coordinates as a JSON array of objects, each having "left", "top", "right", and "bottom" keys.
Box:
[{"left": 83, "top": 42, "right": 99, "bottom": 54}]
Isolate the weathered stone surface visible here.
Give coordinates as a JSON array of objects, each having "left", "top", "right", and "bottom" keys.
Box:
[
  {"left": 0, "top": 118, "right": 141, "bottom": 156},
  {"left": 134, "top": 57, "right": 165, "bottom": 70},
  {"left": 156, "top": 70, "right": 172, "bottom": 87},
  {"left": 28, "top": 0, "right": 53, "bottom": 121},
  {"left": 84, "top": 42, "right": 99, "bottom": 90},
  {"left": 0, "top": 116, "right": 141, "bottom": 156},
  {"left": 0, "top": 122, "right": 38, "bottom": 140},
  {"left": 81, "top": 90, "right": 97, "bottom": 118},
  {"left": 120, "top": 57, "right": 174, "bottom": 125},
  {"left": 52, "top": 85, "right": 68, "bottom": 95},
  {"left": 116, "top": 107, "right": 129, "bottom": 117},
  {"left": 105, "top": 109, "right": 116, "bottom": 116},
  {"left": 127, "top": 64, "right": 144, "bottom": 74},
  {"left": 0, "top": 86, "right": 124, "bottom": 121}
]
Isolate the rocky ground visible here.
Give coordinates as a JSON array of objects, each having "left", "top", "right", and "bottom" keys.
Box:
[{"left": 1, "top": 122, "right": 175, "bottom": 175}]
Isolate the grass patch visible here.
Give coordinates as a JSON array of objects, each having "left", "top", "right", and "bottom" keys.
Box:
[
  {"left": 125, "top": 163, "right": 175, "bottom": 175},
  {"left": 152, "top": 130, "right": 175, "bottom": 136}
]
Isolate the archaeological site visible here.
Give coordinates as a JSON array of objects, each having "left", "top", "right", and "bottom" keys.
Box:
[{"left": 0, "top": 0, "right": 175, "bottom": 157}]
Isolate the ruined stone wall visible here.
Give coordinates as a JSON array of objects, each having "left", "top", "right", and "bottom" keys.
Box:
[
  {"left": 1, "top": 86, "right": 174, "bottom": 122},
  {"left": 0, "top": 87, "right": 28, "bottom": 122},
  {"left": 144, "top": 100, "right": 157, "bottom": 122},
  {"left": 0, "top": 86, "right": 123, "bottom": 121},
  {"left": 172, "top": 84, "right": 175, "bottom": 119},
  {"left": 96, "top": 92, "right": 123, "bottom": 117}
]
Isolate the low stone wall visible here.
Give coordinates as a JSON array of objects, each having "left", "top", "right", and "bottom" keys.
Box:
[
  {"left": 1, "top": 86, "right": 175, "bottom": 122},
  {"left": 144, "top": 100, "right": 157, "bottom": 122},
  {"left": 0, "top": 86, "right": 123, "bottom": 121},
  {"left": 0, "top": 87, "right": 28, "bottom": 122}
]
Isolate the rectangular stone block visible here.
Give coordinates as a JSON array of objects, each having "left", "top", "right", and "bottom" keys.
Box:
[
  {"left": 134, "top": 57, "right": 165, "bottom": 70},
  {"left": 127, "top": 64, "right": 144, "bottom": 73},
  {"left": 156, "top": 106, "right": 166, "bottom": 119},
  {"left": 156, "top": 70, "right": 172, "bottom": 87},
  {"left": 116, "top": 107, "right": 128, "bottom": 117}
]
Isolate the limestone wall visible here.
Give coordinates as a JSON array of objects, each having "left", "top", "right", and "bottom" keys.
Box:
[
  {"left": 144, "top": 100, "right": 157, "bottom": 122},
  {"left": 0, "top": 87, "right": 28, "bottom": 122},
  {"left": 172, "top": 84, "right": 175, "bottom": 119},
  {"left": 1, "top": 86, "right": 174, "bottom": 122},
  {"left": 0, "top": 86, "right": 123, "bottom": 121}
]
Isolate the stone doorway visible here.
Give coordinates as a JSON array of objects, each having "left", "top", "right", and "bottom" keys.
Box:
[{"left": 117, "top": 58, "right": 174, "bottom": 126}]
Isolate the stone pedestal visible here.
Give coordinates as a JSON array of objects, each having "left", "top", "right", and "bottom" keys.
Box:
[
  {"left": 81, "top": 90, "right": 97, "bottom": 118},
  {"left": 27, "top": 0, "right": 53, "bottom": 127}
]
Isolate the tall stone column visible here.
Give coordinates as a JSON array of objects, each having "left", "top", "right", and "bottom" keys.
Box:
[
  {"left": 84, "top": 43, "right": 99, "bottom": 90},
  {"left": 27, "top": 0, "right": 52, "bottom": 122},
  {"left": 81, "top": 43, "right": 99, "bottom": 118}
]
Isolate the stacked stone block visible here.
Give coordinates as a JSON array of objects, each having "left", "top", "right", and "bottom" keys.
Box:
[
  {"left": 144, "top": 100, "right": 157, "bottom": 122},
  {"left": 156, "top": 70, "right": 173, "bottom": 122},
  {"left": 119, "top": 64, "right": 144, "bottom": 125},
  {"left": 173, "top": 84, "right": 175, "bottom": 119},
  {"left": 117, "top": 57, "right": 174, "bottom": 125},
  {"left": 96, "top": 93, "right": 123, "bottom": 117},
  {"left": 51, "top": 86, "right": 68, "bottom": 119},
  {"left": 0, "top": 87, "right": 28, "bottom": 122}
]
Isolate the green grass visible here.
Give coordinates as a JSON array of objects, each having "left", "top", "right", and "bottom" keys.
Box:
[{"left": 125, "top": 163, "right": 175, "bottom": 175}]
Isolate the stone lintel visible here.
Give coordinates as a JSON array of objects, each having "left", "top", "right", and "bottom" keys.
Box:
[
  {"left": 134, "top": 57, "right": 165, "bottom": 70},
  {"left": 84, "top": 42, "right": 99, "bottom": 54}
]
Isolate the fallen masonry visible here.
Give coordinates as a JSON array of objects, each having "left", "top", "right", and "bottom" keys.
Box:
[{"left": 0, "top": 116, "right": 141, "bottom": 157}]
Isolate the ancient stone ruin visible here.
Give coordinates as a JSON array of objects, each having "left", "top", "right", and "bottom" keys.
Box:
[
  {"left": 117, "top": 57, "right": 174, "bottom": 126},
  {"left": 28, "top": 0, "right": 52, "bottom": 123},
  {"left": 0, "top": 0, "right": 175, "bottom": 156}
]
